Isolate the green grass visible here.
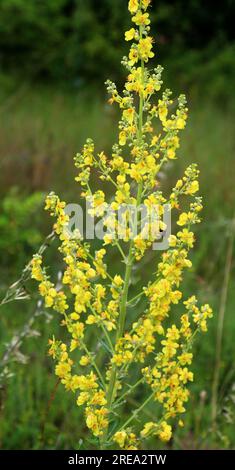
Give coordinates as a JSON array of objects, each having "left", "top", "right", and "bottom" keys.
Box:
[{"left": 0, "top": 84, "right": 235, "bottom": 449}]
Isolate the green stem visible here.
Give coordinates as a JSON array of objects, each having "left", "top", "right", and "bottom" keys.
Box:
[
  {"left": 103, "top": 30, "right": 145, "bottom": 448},
  {"left": 81, "top": 341, "right": 106, "bottom": 389},
  {"left": 110, "top": 391, "right": 155, "bottom": 439},
  {"left": 114, "top": 378, "right": 144, "bottom": 407},
  {"left": 89, "top": 303, "right": 114, "bottom": 353},
  {"left": 115, "top": 241, "right": 126, "bottom": 262},
  {"left": 127, "top": 290, "right": 145, "bottom": 306},
  {"left": 105, "top": 233, "right": 138, "bottom": 411},
  {"left": 106, "top": 97, "right": 144, "bottom": 411},
  {"left": 115, "top": 52, "right": 145, "bottom": 342}
]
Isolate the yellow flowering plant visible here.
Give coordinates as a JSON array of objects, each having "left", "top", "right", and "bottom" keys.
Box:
[{"left": 30, "top": 0, "right": 212, "bottom": 450}]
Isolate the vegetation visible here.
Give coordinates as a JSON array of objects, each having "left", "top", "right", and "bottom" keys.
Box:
[
  {"left": 0, "top": 0, "right": 234, "bottom": 451},
  {"left": 0, "top": 0, "right": 234, "bottom": 99}
]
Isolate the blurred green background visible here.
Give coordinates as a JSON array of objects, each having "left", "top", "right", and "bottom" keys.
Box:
[{"left": 0, "top": 0, "right": 235, "bottom": 450}]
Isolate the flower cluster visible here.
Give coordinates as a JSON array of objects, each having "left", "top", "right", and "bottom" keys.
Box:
[
  {"left": 49, "top": 340, "right": 108, "bottom": 437},
  {"left": 30, "top": 0, "right": 212, "bottom": 450},
  {"left": 113, "top": 429, "right": 138, "bottom": 450}
]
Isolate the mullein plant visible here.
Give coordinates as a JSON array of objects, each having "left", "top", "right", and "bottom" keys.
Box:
[{"left": 31, "top": 0, "right": 212, "bottom": 450}]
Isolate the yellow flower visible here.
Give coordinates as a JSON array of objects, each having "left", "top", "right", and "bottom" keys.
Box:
[
  {"left": 77, "top": 392, "right": 89, "bottom": 406},
  {"left": 132, "top": 12, "right": 150, "bottom": 26},
  {"left": 111, "top": 275, "right": 124, "bottom": 300},
  {"left": 113, "top": 430, "right": 138, "bottom": 450},
  {"left": 179, "top": 367, "right": 194, "bottom": 384},
  {"left": 193, "top": 304, "right": 213, "bottom": 332},
  {"left": 88, "top": 190, "right": 106, "bottom": 217},
  {"left": 89, "top": 391, "right": 107, "bottom": 406},
  {"left": 85, "top": 407, "right": 108, "bottom": 437},
  {"left": 178, "top": 352, "right": 193, "bottom": 366},
  {"left": 168, "top": 235, "right": 177, "bottom": 247},
  {"left": 176, "top": 115, "right": 187, "bottom": 129},
  {"left": 167, "top": 148, "right": 176, "bottom": 159},
  {"left": 158, "top": 100, "right": 168, "bottom": 122},
  {"left": 119, "top": 130, "right": 127, "bottom": 146},
  {"left": 79, "top": 355, "right": 90, "bottom": 366},
  {"left": 128, "top": 0, "right": 139, "bottom": 13},
  {"left": 151, "top": 135, "right": 159, "bottom": 146},
  {"left": 70, "top": 312, "right": 80, "bottom": 321},
  {"left": 142, "top": 0, "right": 151, "bottom": 8},
  {"left": 141, "top": 422, "right": 156, "bottom": 437},
  {"left": 103, "top": 234, "right": 113, "bottom": 245},
  {"left": 113, "top": 275, "right": 124, "bottom": 287},
  {"left": 177, "top": 228, "right": 195, "bottom": 247},
  {"left": 86, "top": 314, "right": 97, "bottom": 326},
  {"left": 55, "top": 361, "right": 72, "bottom": 379},
  {"left": 94, "top": 248, "right": 107, "bottom": 279},
  {"left": 158, "top": 421, "right": 172, "bottom": 442},
  {"left": 185, "top": 180, "right": 199, "bottom": 195},
  {"left": 117, "top": 174, "right": 126, "bottom": 185},
  {"left": 128, "top": 47, "right": 139, "bottom": 66},
  {"left": 123, "top": 107, "right": 135, "bottom": 123},
  {"left": 113, "top": 431, "right": 127, "bottom": 448},
  {"left": 31, "top": 255, "right": 44, "bottom": 281},
  {"left": 125, "top": 28, "right": 136, "bottom": 41},
  {"left": 138, "top": 37, "right": 154, "bottom": 62},
  {"left": 177, "top": 212, "right": 189, "bottom": 226}
]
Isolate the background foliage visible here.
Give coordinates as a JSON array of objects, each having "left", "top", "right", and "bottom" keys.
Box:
[
  {"left": 0, "top": 0, "right": 235, "bottom": 96},
  {"left": 0, "top": 0, "right": 235, "bottom": 450}
]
